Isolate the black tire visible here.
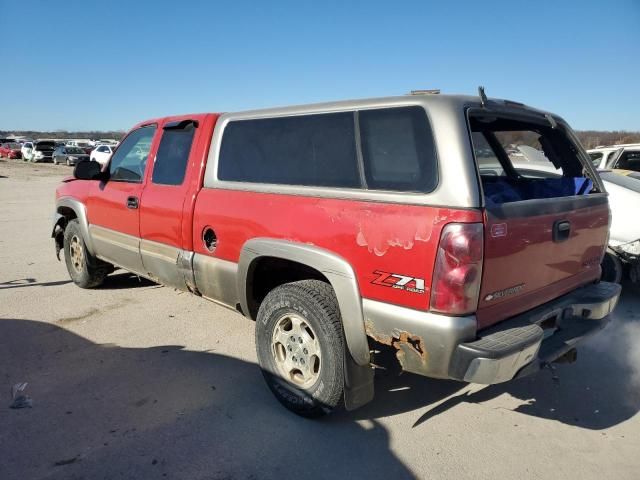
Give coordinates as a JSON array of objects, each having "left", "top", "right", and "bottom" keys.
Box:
[
  {"left": 256, "top": 280, "right": 345, "bottom": 418},
  {"left": 63, "top": 219, "right": 111, "bottom": 288},
  {"left": 601, "top": 250, "right": 623, "bottom": 284}
]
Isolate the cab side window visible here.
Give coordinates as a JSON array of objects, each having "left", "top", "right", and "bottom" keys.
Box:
[
  {"left": 109, "top": 126, "right": 156, "bottom": 182},
  {"left": 152, "top": 121, "right": 197, "bottom": 186}
]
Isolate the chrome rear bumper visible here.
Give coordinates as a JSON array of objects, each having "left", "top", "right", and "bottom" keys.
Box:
[{"left": 363, "top": 282, "right": 621, "bottom": 384}]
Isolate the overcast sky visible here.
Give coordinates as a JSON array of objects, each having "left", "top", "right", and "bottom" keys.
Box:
[{"left": 1, "top": 0, "right": 638, "bottom": 132}]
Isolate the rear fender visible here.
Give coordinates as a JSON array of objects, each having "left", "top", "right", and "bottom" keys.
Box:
[{"left": 238, "top": 238, "right": 374, "bottom": 410}]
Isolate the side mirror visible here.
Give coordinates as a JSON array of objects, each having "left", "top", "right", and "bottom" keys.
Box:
[{"left": 74, "top": 160, "right": 107, "bottom": 181}]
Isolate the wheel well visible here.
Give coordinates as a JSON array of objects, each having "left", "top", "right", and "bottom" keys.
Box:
[
  {"left": 58, "top": 206, "right": 77, "bottom": 222},
  {"left": 246, "top": 256, "right": 330, "bottom": 319},
  {"left": 54, "top": 207, "right": 78, "bottom": 260}
]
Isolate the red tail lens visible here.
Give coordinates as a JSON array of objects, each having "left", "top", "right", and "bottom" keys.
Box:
[{"left": 430, "top": 223, "right": 484, "bottom": 315}]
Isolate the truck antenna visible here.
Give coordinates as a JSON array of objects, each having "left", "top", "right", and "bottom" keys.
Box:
[{"left": 478, "top": 86, "right": 487, "bottom": 107}]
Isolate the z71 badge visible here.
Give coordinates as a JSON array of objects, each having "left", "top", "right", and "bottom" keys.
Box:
[{"left": 371, "top": 270, "right": 425, "bottom": 294}]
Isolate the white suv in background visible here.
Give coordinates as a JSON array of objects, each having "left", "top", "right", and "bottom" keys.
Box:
[
  {"left": 21, "top": 140, "right": 56, "bottom": 162},
  {"left": 21, "top": 142, "right": 35, "bottom": 160},
  {"left": 588, "top": 144, "right": 640, "bottom": 171},
  {"left": 90, "top": 144, "right": 116, "bottom": 165}
]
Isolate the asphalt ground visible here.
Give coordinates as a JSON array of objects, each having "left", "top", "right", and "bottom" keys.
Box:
[{"left": 1, "top": 158, "right": 639, "bottom": 479}]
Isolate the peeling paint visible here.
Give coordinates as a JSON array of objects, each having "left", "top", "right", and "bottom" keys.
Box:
[{"left": 355, "top": 215, "right": 434, "bottom": 257}]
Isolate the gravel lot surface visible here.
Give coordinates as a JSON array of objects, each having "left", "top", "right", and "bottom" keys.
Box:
[{"left": 1, "top": 158, "right": 639, "bottom": 479}]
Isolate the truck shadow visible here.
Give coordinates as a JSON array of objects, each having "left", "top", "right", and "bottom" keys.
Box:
[
  {"left": 0, "top": 318, "right": 412, "bottom": 480},
  {"left": 100, "top": 272, "right": 159, "bottom": 290},
  {"left": 0, "top": 278, "right": 72, "bottom": 290},
  {"left": 352, "top": 283, "right": 640, "bottom": 430}
]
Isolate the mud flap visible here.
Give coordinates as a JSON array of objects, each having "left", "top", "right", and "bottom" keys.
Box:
[{"left": 343, "top": 350, "right": 374, "bottom": 411}]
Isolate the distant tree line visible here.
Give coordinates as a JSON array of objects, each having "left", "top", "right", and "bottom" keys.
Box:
[
  {"left": 0, "top": 130, "right": 125, "bottom": 141},
  {"left": 574, "top": 131, "right": 640, "bottom": 149}
]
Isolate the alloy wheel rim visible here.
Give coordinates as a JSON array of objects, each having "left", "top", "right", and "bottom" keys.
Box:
[
  {"left": 69, "top": 235, "right": 84, "bottom": 273},
  {"left": 271, "top": 313, "right": 322, "bottom": 389}
]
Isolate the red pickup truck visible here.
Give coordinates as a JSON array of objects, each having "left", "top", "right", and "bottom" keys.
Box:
[{"left": 53, "top": 93, "right": 621, "bottom": 417}]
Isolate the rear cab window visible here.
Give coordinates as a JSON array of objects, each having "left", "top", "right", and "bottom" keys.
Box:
[
  {"left": 217, "top": 106, "right": 438, "bottom": 193},
  {"left": 152, "top": 121, "right": 197, "bottom": 186}
]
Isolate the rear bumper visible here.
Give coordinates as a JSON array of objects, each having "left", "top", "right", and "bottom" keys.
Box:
[
  {"left": 363, "top": 281, "right": 621, "bottom": 384},
  {"left": 450, "top": 281, "right": 620, "bottom": 383}
]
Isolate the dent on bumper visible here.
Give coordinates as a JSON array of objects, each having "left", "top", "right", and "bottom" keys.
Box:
[{"left": 363, "top": 282, "right": 621, "bottom": 384}]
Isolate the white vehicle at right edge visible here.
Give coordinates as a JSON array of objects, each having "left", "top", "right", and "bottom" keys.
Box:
[
  {"left": 512, "top": 146, "right": 640, "bottom": 284},
  {"left": 598, "top": 170, "right": 640, "bottom": 284}
]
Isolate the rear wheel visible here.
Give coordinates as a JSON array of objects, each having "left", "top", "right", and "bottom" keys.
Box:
[
  {"left": 63, "top": 219, "right": 111, "bottom": 288},
  {"left": 255, "top": 280, "right": 345, "bottom": 418}
]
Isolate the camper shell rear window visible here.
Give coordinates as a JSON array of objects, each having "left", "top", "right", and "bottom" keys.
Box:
[{"left": 468, "top": 112, "right": 597, "bottom": 205}]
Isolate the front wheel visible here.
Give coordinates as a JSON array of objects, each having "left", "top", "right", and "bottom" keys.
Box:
[
  {"left": 255, "top": 280, "right": 345, "bottom": 418},
  {"left": 63, "top": 219, "right": 111, "bottom": 288}
]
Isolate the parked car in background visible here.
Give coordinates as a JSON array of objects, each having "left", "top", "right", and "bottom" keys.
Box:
[
  {"left": 66, "top": 140, "right": 94, "bottom": 155},
  {"left": 96, "top": 139, "right": 119, "bottom": 146},
  {"left": 0, "top": 142, "right": 23, "bottom": 159},
  {"left": 22, "top": 140, "right": 56, "bottom": 162},
  {"left": 90, "top": 144, "right": 116, "bottom": 165},
  {"left": 53, "top": 145, "right": 90, "bottom": 166},
  {"left": 21, "top": 142, "right": 34, "bottom": 160},
  {"left": 598, "top": 170, "right": 640, "bottom": 284},
  {"left": 588, "top": 144, "right": 640, "bottom": 171}
]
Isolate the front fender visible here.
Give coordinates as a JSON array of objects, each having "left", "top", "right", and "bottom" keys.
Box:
[{"left": 54, "top": 197, "right": 95, "bottom": 255}]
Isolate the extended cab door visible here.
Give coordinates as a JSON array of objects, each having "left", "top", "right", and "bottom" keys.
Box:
[
  {"left": 86, "top": 125, "right": 158, "bottom": 274},
  {"left": 138, "top": 118, "right": 201, "bottom": 289}
]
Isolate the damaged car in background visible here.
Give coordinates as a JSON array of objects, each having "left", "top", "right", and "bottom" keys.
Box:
[{"left": 598, "top": 169, "right": 640, "bottom": 284}]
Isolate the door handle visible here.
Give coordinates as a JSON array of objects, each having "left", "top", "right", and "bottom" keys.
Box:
[
  {"left": 126, "top": 196, "right": 139, "bottom": 209},
  {"left": 553, "top": 220, "right": 571, "bottom": 242}
]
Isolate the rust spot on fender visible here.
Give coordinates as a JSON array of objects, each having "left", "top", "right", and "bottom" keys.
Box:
[{"left": 365, "top": 321, "right": 429, "bottom": 372}]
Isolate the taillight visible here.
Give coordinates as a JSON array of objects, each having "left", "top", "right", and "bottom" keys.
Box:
[{"left": 430, "top": 223, "right": 484, "bottom": 315}]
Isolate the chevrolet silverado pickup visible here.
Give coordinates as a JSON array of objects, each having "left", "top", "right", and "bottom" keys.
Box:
[{"left": 52, "top": 93, "right": 621, "bottom": 417}]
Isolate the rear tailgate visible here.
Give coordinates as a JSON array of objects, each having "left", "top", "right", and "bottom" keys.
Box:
[
  {"left": 469, "top": 109, "right": 609, "bottom": 329},
  {"left": 478, "top": 195, "right": 608, "bottom": 329}
]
